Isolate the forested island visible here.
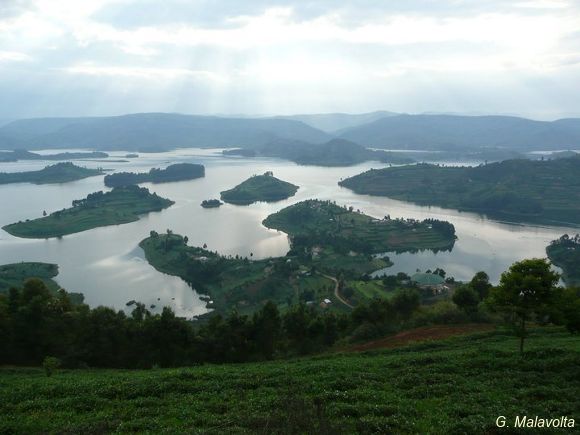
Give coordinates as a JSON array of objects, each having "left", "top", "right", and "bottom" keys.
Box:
[
  {"left": 220, "top": 172, "right": 299, "bottom": 205},
  {"left": 339, "top": 155, "right": 580, "bottom": 225},
  {"left": 0, "top": 262, "right": 84, "bottom": 303},
  {"left": 0, "top": 149, "right": 108, "bottom": 162},
  {"left": 201, "top": 199, "right": 223, "bottom": 208},
  {"left": 104, "top": 163, "right": 205, "bottom": 187},
  {"left": 0, "top": 162, "right": 104, "bottom": 185},
  {"left": 547, "top": 234, "right": 580, "bottom": 286},
  {"left": 263, "top": 200, "right": 456, "bottom": 256},
  {"left": 223, "top": 139, "right": 414, "bottom": 166},
  {"left": 2, "top": 185, "right": 174, "bottom": 238}
]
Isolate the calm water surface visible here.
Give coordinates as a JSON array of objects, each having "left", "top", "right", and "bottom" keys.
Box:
[{"left": 0, "top": 149, "right": 575, "bottom": 317}]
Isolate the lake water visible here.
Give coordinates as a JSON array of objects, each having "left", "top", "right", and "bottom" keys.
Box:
[{"left": 0, "top": 149, "right": 576, "bottom": 318}]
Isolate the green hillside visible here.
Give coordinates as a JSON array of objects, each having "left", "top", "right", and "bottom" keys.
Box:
[
  {"left": 0, "top": 328, "right": 578, "bottom": 433},
  {"left": 547, "top": 234, "right": 580, "bottom": 286},
  {"left": 221, "top": 172, "right": 299, "bottom": 205},
  {"left": 340, "top": 156, "right": 580, "bottom": 226}
]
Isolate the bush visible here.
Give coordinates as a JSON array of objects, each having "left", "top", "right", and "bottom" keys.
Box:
[
  {"left": 412, "top": 301, "right": 470, "bottom": 326},
  {"left": 42, "top": 356, "right": 61, "bottom": 377}
]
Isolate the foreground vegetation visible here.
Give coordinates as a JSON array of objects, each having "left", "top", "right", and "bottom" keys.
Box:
[
  {"left": 339, "top": 155, "right": 580, "bottom": 225},
  {"left": 0, "top": 162, "right": 103, "bottom": 185},
  {"left": 547, "top": 234, "right": 580, "bottom": 286},
  {"left": 0, "top": 328, "right": 578, "bottom": 433},
  {"left": 104, "top": 163, "right": 205, "bottom": 187},
  {"left": 220, "top": 172, "right": 299, "bottom": 205},
  {"left": 2, "top": 185, "right": 173, "bottom": 238}
]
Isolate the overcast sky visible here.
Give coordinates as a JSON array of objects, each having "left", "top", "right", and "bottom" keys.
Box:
[{"left": 1, "top": 0, "right": 579, "bottom": 120}]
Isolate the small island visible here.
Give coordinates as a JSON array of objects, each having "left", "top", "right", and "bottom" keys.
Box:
[
  {"left": 104, "top": 163, "right": 205, "bottom": 187},
  {"left": 125, "top": 153, "right": 139, "bottom": 158},
  {"left": 0, "top": 162, "right": 104, "bottom": 185},
  {"left": 263, "top": 200, "right": 456, "bottom": 255},
  {"left": 339, "top": 155, "right": 580, "bottom": 225},
  {"left": 3, "top": 185, "right": 174, "bottom": 239},
  {"left": 220, "top": 172, "right": 299, "bottom": 205},
  {"left": 0, "top": 149, "right": 108, "bottom": 162},
  {"left": 201, "top": 199, "right": 223, "bottom": 208},
  {"left": 0, "top": 262, "right": 84, "bottom": 304},
  {"left": 547, "top": 234, "right": 580, "bottom": 286}
]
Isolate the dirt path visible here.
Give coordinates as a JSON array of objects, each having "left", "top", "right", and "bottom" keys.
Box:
[
  {"left": 348, "top": 324, "right": 494, "bottom": 352},
  {"left": 320, "top": 273, "right": 354, "bottom": 308}
]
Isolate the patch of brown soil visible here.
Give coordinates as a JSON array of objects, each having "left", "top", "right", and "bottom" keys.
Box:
[{"left": 349, "top": 324, "right": 494, "bottom": 352}]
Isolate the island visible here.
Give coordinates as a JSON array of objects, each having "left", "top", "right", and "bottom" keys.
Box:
[
  {"left": 220, "top": 172, "right": 299, "bottom": 205},
  {"left": 0, "top": 162, "right": 104, "bottom": 185},
  {"left": 0, "top": 262, "right": 83, "bottom": 304},
  {"left": 104, "top": 163, "right": 205, "bottom": 187},
  {"left": 140, "top": 200, "right": 456, "bottom": 314},
  {"left": 223, "top": 139, "right": 415, "bottom": 167},
  {"left": 547, "top": 234, "right": 580, "bottom": 286},
  {"left": 2, "top": 185, "right": 174, "bottom": 239},
  {"left": 339, "top": 155, "right": 580, "bottom": 226},
  {"left": 201, "top": 199, "right": 223, "bottom": 208},
  {"left": 0, "top": 149, "right": 108, "bottom": 162},
  {"left": 125, "top": 153, "right": 139, "bottom": 158}
]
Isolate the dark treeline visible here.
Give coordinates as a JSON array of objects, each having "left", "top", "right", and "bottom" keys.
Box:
[{"left": 0, "top": 278, "right": 424, "bottom": 368}]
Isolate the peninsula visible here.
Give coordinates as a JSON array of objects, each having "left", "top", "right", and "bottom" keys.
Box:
[
  {"left": 104, "top": 163, "right": 205, "bottom": 187},
  {"left": 220, "top": 172, "right": 298, "bottom": 205},
  {"left": 0, "top": 162, "right": 104, "bottom": 185},
  {"left": 3, "top": 185, "right": 174, "bottom": 238},
  {"left": 339, "top": 155, "right": 580, "bottom": 226},
  {"left": 547, "top": 234, "right": 580, "bottom": 286}
]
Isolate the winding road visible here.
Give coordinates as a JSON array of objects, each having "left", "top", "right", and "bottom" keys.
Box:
[{"left": 320, "top": 273, "right": 354, "bottom": 308}]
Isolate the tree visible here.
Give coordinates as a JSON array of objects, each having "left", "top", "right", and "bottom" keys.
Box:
[
  {"left": 391, "top": 289, "right": 420, "bottom": 321},
  {"left": 42, "top": 356, "right": 61, "bottom": 377},
  {"left": 488, "top": 259, "right": 560, "bottom": 354},
  {"left": 470, "top": 271, "right": 492, "bottom": 300},
  {"left": 452, "top": 285, "right": 479, "bottom": 314}
]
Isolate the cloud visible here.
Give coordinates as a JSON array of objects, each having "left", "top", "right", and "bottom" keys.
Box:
[{"left": 0, "top": 50, "right": 32, "bottom": 62}]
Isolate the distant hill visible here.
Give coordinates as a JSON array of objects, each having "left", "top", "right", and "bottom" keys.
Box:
[
  {"left": 277, "top": 111, "right": 397, "bottom": 133},
  {"left": 339, "top": 114, "right": 580, "bottom": 151},
  {"left": 0, "top": 113, "right": 331, "bottom": 151},
  {"left": 339, "top": 155, "right": 580, "bottom": 226}
]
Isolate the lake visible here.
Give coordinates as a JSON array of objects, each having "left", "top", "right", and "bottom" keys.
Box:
[{"left": 0, "top": 149, "right": 575, "bottom": 318}]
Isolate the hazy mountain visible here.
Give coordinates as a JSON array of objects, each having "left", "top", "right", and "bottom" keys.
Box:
[
  {"left": 339, "top": 114, "right": 580, "bottom": 151},
  {"left": 277, "top": 111, "right": 397, "bottom": 133},
  {"left": 0, "top": 113, "right": 331, "bottom": 151}
]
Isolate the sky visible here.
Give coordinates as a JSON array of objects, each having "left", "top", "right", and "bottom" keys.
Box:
[{"left": 1, "top": 0, "right": 580, "bottom": 120}]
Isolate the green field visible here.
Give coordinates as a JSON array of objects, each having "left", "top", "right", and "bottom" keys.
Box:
[
  {"left": 339, "top": 156, "right": 580, "bottom": 226},
  {"left": 0, "top": 328, "right": 578, "bottom": 433},
  {"left": 0, "top": 162, "right": 103, "bottom": 185},
  {"left": 221, "top": 172, "right": 299, "bottom": 205},
  {"left": 3, "top": 185, "right": 174, "bottom": 239},
  {"left": 0, "top": 262, "right": 84, "bottom": 303},
  {"left": 263, "top": 200, "right": 456, "bottom": 254}
]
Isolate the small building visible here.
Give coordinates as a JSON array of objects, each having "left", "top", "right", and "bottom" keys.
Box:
[{"left": 411, "top": 272, "right": 445, "bottom": 293}]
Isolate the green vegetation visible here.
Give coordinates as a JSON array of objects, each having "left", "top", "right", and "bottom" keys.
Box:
[
  {"left": 224, "top": 139, "right": 414, "bottom": 166},
  {"left": 104, "top": 163, "right": 205, "bottom": 187},
  {"left": 547, "top": 234, "right": 580, "bottom": 286},
  {"left": 0, "top": 328, "right": 578, "bottom": 433},
  {"left": 0, "top": 162, "right": 104, "bottom": 185},
  {"left": 340, "top": 155, "right": 580, "bottom": 225},
  {"left": 201, "top": 199, "right": 223, "bottom": 208},
  {"left": 221, "top": 172, "right": 299, "bottom": 205},
  {"left": 0, "top": 262, "right": 83, "bottom": 303},
  {"left": 2, "top": 185, "right": 174, "bottom": 238},
  {"left": 0, "top": 149, "right": 108, "bottom": 162},
  {"left": 263, "top": 199, "right": 456, "bottom": 254}
]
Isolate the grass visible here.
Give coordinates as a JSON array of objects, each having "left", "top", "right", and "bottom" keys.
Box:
[
  {"left": 0, "top": 328, "right": 578, "bottom": 433},
  {"left": 2, "top": 186, "right": 174, "bottom": 239},
  {"left": 0, "top": 162, "right": 103, "bottom": 185},
  {"left": 220, "top": 173, "right": 299, "bottom": 205},
  {"left": 339, "top": 156, "right": 580, "bottom": 226}
]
